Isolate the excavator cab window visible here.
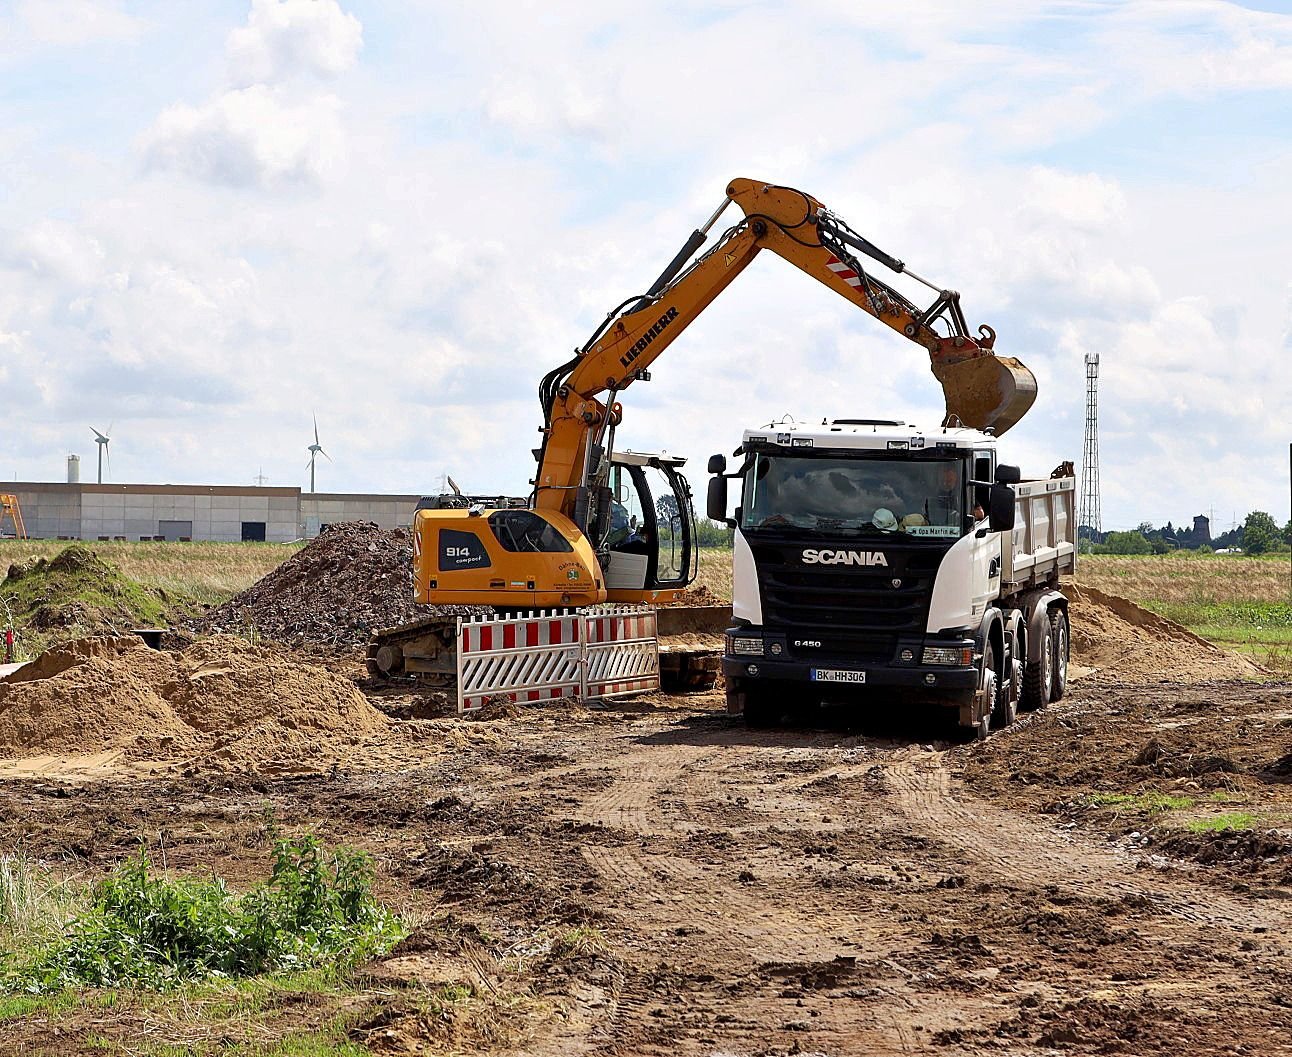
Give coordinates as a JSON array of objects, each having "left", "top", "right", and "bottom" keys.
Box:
[
  {"left": 604, "top": 461, "right": 696, "bottom": 589},
  {"left": 644, "top": 464, "right": 685, "bottom": 583},
  {"left": 487, "top": 510, "right": 574, "bottom": 553}
]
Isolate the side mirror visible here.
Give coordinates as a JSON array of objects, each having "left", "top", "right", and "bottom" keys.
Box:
[
  {"left": 706, "top": 476, "right": 729, "bottom": 522},
  {"left": 995, "top": 464, "right": 1021, "bottom": 484},
  {"left": 988, "top": 483, "right": 1017, "bottom": 533},
  {"left": 707, "top": 453, "right": 727, "bottom": 475}
]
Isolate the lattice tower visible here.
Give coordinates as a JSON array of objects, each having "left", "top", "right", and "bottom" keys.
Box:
[{"left": 1079, "top": 352, "right": 1101, "bottom": 534}]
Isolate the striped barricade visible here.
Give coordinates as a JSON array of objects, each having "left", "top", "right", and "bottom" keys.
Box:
[
  {"left": 456, "top": 610, "right": 583, "bottom": 713},
  {"left": 582, "top": 605, "right": 660, "bottom": 700},
  {"left": 454, "top": 605, "right": 660, "bottom": 713}
]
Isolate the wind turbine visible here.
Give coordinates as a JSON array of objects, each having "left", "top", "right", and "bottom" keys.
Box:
[
  {"left": 306, "top": 414, "right": 331, "bottom": 492},
  {"left": 90, "top": 424, "right": 112, "bottom": 484}
]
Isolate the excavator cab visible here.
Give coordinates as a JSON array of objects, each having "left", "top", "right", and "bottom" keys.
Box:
[
  {"left": 601, "top": 452, "right": 698, "bottom": 601},
  {"left": 410, "top": 451, "right": 698, "bottom": 610}
]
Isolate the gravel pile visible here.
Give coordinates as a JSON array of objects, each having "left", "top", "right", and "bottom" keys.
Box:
[{"left": 199, "top": 522, "right": 426, "bottom": 647}]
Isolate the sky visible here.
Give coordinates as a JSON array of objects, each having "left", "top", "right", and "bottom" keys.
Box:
[{"left": 1, "top": 0, "right": 1289, "bottom": 533}]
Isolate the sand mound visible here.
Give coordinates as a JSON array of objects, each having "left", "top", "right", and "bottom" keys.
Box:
[
  {"left": 198, "top": 521, "right": 477, "bottom": 648},
  {"left": 1069, "top": 584, "right": 1261, "bottom": 682},
  {"left": 0, "top": 635, "right": 387, "bottom": 770}
]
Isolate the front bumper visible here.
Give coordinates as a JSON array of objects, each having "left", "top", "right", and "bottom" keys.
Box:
[{"left": 721, "top": 655, "right": 979, "bottom": 689}]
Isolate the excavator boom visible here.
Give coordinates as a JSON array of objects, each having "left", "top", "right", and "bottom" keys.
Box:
[{"left": 535, "top": 179, "right": 1036, "bottom": 527}]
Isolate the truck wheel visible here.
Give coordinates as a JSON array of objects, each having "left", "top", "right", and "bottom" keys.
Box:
[
  {"left": 993, "top": 643, "right": 1019, "bottom": 730},
  {"left": 725, "top": 678, "right": 746, "bottom": 716},
  {"left": 726, "top": 679, "right": 777, "bottom": 726},
  {"left": 1021, "top": 620, "right": 1053, "bottom": 711},
  {"left": 1049, "top": 608, "right": 1070, "bottom": 702},
  {"left": 973, "top": 641, "right": 998, "bottom": 741}
]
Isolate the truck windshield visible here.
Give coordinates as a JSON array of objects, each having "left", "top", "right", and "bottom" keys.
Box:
[{"left": 741, "top": 454, "right": 966, "bottom": 538}]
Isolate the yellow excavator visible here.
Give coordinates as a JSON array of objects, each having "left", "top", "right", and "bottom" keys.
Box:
[{"left": 367, "top": 178, "right": 1036, "bottom": 682}]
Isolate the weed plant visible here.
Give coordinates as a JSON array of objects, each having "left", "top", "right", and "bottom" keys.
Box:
[
  {"left": 0, "top": 853, "right": 80, "bottom": 939},
  {"left": 3, "top": 834, "right": 401, "bottom": 993}
]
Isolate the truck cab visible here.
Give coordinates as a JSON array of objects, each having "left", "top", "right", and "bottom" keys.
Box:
[{"left": 708, "top": 419, "right": 1075, "bottom": 737}]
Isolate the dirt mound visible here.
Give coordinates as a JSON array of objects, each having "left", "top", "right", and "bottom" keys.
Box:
[
  {"left": 197, "top": 522, "right": 428, "bottom": 647},
  {"left": 663, "top": 585, "right": 720, "bottom": 607},
  {"left": 1069, "top": 584, "right": 1261, "bottom": 682},
  {"left": 0, "top": 635, "right": 387, "bottom": 770},
  {"left": 1, "top": 545, "right": 167, "bottom": 643}
]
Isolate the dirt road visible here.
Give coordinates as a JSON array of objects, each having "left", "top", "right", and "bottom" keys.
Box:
[{"left": 4, "top": 671, "right": 1290, "bottom": 1056}]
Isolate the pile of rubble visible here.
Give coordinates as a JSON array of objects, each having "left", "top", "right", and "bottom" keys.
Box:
[{"left": 198, "top": 522, "right": 428, "bottom": 648}]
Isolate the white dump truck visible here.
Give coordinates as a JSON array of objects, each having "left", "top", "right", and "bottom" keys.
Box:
[{"left": 706, "top": 419, "right": 1076, "bottom": 738}]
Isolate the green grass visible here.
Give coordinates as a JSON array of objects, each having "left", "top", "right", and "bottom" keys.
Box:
[
  {"left": 0, "top": 833, "right": 404, "bottom": 1054},
  {"left": 547, "top": 925, "right": 608, "bottom": 960},
  {"left": 1144, "top": 600, "right": 1292, "bottom": 672},
  {"left": 0, "top": 540, "right": 299, "bottom": 603},
  {"left": 1088, "top": 791, "right": 1198, "bottom": 813},
  {"left": 1187, "top": 812, "right": 1261, "bottom": 833},
  {"left": 1084, "top": 791, "right": 1277, "bottom": 837},
  {"left": 0, "top": 974, "right": 371, "bottom": 1054},
  {"left": 0, "top": 853, "right": 83, "bottom": 950}
]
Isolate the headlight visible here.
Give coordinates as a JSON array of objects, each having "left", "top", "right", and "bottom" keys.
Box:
[
  {"left": 729, "top": 636, "right": 764, "bottom": 656},
  {"left": 922, "top": 645, "right": 974, "bottom": 666}
]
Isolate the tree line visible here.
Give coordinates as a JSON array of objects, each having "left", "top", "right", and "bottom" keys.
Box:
[{"left": 1082, "top": 512, "right": 1292, "bottom": 555}]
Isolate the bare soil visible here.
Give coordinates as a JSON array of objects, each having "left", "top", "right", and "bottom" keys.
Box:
[{"left": 1, "top": 587, "right": 1289, "bottom": 1055}]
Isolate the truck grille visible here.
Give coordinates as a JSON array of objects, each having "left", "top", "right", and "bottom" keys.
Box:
[{"left": 751, "top": 541, "right": 949, "bottom": 661}]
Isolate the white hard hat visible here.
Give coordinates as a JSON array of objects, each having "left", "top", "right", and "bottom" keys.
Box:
[{"left": 872, "top": 508, "right": 897, "bottom": 531}]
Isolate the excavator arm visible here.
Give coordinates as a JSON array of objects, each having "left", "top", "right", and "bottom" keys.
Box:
[{"left": 535, "top": 178, "right": 1037, "bottom": 535}]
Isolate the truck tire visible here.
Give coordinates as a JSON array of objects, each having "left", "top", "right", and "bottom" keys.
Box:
[
  {"left": 1049, "top": 608, "right": 1070, "bottom": 702},
  {"left": 726, "top": 678, "right": 777, "bottom": 727},
  {"left": 1021, "top": 618, "right": 1053, "bottom": 711},
  {"left": 974, "top": 641, "right": 998, "bottom": 741},
  {"left": 993, "top": 638, "right": 1019, "bottom": 730}
]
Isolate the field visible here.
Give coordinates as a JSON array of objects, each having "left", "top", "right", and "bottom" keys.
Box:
[
  {"left": 1, "top": 537, "right": 1290, "bottom": 1055},
  {"left": 1076, "top": 554, "right": 1292, "bottom": 671},
  {"left": 0, "top": 539, "right": 297, "bottom": 607}
]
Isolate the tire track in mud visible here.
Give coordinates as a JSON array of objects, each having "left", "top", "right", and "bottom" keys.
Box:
[
  {"left": 562, "top": 733, "right": 971, "bottom": 1055},
  {"left": 882, "top": 750, "right": 1292, "bottom": 932}
]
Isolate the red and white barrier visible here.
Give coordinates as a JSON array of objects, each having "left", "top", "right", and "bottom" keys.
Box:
[
  {"left": 455, "top": 605, "right": 659, "bottom": 714},
  {"left": 583, "top": 605, "right": 660, "bottom": 700}
]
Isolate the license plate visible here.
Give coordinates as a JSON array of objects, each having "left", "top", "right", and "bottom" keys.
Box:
[{"left": 812, "top": 668, "right": 866, "bottom": 684}]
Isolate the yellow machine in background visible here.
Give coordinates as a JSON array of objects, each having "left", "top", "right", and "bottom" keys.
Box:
[
  {"left": 368, "top": 178, "right": 1037, "bottom": 681},
  {"left": 0, "top": 494, "right": 26, "bottom": 539}
]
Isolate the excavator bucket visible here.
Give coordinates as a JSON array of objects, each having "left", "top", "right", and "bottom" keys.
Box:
[{"left": 932, "top": 355, "right": 1038, "bottom": 436}]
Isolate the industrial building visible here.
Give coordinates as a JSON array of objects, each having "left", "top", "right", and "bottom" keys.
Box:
[{"left": 4, "top": 482, "right": 422, "bottom": 543}]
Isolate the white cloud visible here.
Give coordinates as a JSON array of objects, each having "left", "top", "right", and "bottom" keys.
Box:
[
  {"left": 135, "top": 1, "right": 360, "bottom": 191},
  {"left": 3, "top": 220, "right": 106, "bottom": 285},
  {"left": 226, "top": 0, "right": 363, "bottom": 85},
  {"left": 1, "top": 0, "right": 1289, "bottom": 529},
  {"left": 15, "top": 0, "right": 142, "bottom": 46},
  {"left": 1017, "top": 168, "right": 1127, "bottom": 232},
  {"left": 139, "top": 86, "right": 345, "bottom": 189}
]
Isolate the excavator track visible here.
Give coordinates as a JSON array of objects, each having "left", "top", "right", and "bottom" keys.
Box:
[{"left": 366, "top": 614, "right": 462, "bottom": 685}]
